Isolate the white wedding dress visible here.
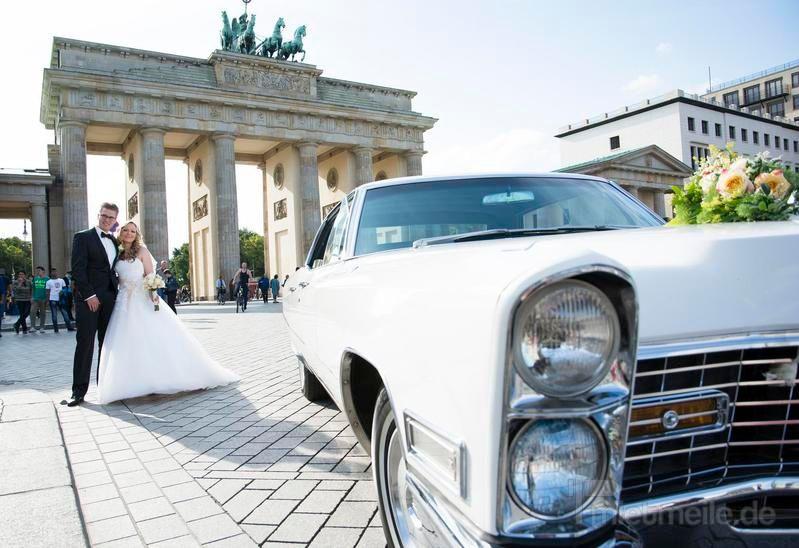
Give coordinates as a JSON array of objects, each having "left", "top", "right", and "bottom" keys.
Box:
[{"left": 97, "top": 257, "right": 240, "bottom": 404}]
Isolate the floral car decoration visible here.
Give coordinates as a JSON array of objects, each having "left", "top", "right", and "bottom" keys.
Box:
[{"left": 670, "top": 144, "right": 799, "bottom": 224}]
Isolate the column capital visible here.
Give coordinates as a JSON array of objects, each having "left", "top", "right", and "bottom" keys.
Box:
[
  {"left": 402, "top": 149, "right": 424, "bottom": 158},
  {"left": 211, "top": 133, "right": 236, "bottom": 143},
  {"left": 58, "top": 120, "right": 87, "bottom": 130},
  {"left": 296, "top": 141, "right": 318, "bottom": 150},
  {"left": 352, "top": 145, "right": 374, "bottom": 153},
  {"left": 139, "top": 127, "right": 167, "bottom": 137}
]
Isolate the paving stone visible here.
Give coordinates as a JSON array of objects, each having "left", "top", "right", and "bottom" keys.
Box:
[
  {"left": 79, "top": 483, "right": 120, "bottom": 504},
  {"left": 296, "top": 489, "right": 347, "bottom": 513},
  {"left": 327, "top": 501, "right": 378, "bottom": 528},
  {"left": 205, "top": 534, "right": 259, "bottom": 547},
  {"left": 144, "top": 457, "right": 183, "bottom": 475},
  {"left": 107, "top": 458, "right": 145, "bottom": 475},
  {"left": 223, "top": 489, "right": 272, "bottom": 522},
  {"left": 95, "top": 535, "right": 145, "bottom": 547},
  {"left": 345, "top": 481, "right": 378, "bottom": 501},
  {"left": 309, "top": 527, "right": 363, "bottom": 548},
  {"left": 119, "top": 482, "right": 162, "bottom": 503},
  {"left": 162, "top": 481, "right": 207, "bottom": 503},
  {"left": 137, "top": 513, "right": 191, "bottom": 544},
  {"left": 316, "top": 479, "right": 355, "bottom": 491},
  {"left": 270, "top": 479, "right": 318, "bottom": 500},
  {"left": 86, "top": 515, "right": 137, "bottom": 544},
  {"left": 150, "top": 535, "right": 202, "bottom": 548},
  {"left": 82, "top": 497, "right": 128, "bottom": 523},
  {"left": 243, "top": 499, "right": 299, "bottom": 525},
  {"left": 208, "top": 479, "right": 250, "bottom": 504},
  {"left": 152, "top": 469, "right": 194, "bottom": 487},
  {"left": 246, "top": 479, "right": 284, "bottom": 490},
  {"left": 187, "top": 513, "right": 243, "bottom": 543},
  {"left": 241, "top": 524, "right": 276, "bottom": 544},
  {"left": 174, "top": 495, "right": 224, "bottom": 521},
  {"left": 356, "top": 527, "right": 389, "bottom": 548},
  {"left": 114, "top": 469, "right": 152, "bottom": 488},
  {"left": 269, "top": 513, "right": 327, "bottom": 543},
  {"left": 128, "top": 496, "right": 175, "bottom": 521}
]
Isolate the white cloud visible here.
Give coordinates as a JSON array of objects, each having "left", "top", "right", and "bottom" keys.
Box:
[
  {"left": 655, "top": 42, "right": 673, "bottom": 55},
  {"left": 621, "top": 74, "right": 662, "bottom": 94},
  {"left": 423, "top": 129, "right": 561, "bottom": 175}
]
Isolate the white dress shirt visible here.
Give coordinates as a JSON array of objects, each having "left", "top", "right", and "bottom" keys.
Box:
[
  {"left": 95, "top": 226, "right": 117, "bottom": 267},
  {"left": 86, "top": 227, "right": 117, "bottom": 301}
]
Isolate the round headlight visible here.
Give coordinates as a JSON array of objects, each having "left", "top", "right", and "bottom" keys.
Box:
[
  {"left": 508, "top": 418, "right": 606, "bottom": 518},
  {"left": 513, "top": 280, "right": 620, "bottom": 398}
]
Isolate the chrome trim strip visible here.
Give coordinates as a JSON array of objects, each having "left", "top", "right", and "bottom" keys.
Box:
[
  {"left": 634, "top": 357, "right": 794, "bottom": 377},
  {"left": 625, "top": 442, "right": 727, "bottom": 462},
  {"left": 635, "top": 378, "right": 799, "bottom": 399},
  {"left": 637, "top": 331, "right": 799, "bottom": 360},
  {"left": 620, "top": 476, "right": 799, "bottom": 519}
]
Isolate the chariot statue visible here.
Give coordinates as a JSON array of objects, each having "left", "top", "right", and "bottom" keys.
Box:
[
  {"left": 219, "top": 8, "right": 308, "bottom": 62},
  {"left": 277, "top": 25, "right": 307, "bottom": 62},
  {"left": 259, "top": 17, "right": 285, "bottom": 58}
]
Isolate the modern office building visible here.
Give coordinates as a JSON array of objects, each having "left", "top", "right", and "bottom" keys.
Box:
[
  {"left": 703, "top": 59, "right": 799, "bottom": 122},
  {"left": 555, "top": 90, "right": 799, "bottom": 216}
]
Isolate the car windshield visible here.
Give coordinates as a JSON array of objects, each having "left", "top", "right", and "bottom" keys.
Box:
[{"left": 354, "top": 177, "right": 661, "bottom": 255}]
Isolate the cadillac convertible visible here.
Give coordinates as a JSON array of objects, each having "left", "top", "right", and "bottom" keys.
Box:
[{"left": 283, "top": 174, "right": 799, "bottom": 547}]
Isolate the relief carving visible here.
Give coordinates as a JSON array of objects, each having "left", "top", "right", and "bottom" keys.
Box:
[
  {"left": 274, "top": 198, "right": 287, "bottom": 220},
  {"left": 222, "top": 67, "right": 311, "bottom": 95},
  {"left": 193, "top": 194, "right": 209, "bottom": 221},
  {"left": 127, "top": 192, "right": 138, "bottom": 219}
]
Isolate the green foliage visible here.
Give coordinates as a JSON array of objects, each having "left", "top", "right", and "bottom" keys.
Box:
[
  {"left": 239, "top": 229, "right": 265, "bottom": 276},
  {"left": 170, "top": 243, "right": 190, "bottom": 286},
  {"left": 668, "top": 182, "right": 703, "bottom": 225},
  {"left": 0, "top": 237, "right": 32, "bottom": 274}
]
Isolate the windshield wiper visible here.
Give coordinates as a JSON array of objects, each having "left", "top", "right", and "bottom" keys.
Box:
[{"left": 413, "top": 225, "right": 632, "bottom": 248}]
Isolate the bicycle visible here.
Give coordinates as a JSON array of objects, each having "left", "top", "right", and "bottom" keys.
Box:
[
  {"left": 235, "top": 287, "right": 246, "bottom": 313},
  {"left": 216, "top": 288, "right": 226, "bottom": 305},
  {"left": 179, "top": 286, "right": 192, "bottom": 304}
]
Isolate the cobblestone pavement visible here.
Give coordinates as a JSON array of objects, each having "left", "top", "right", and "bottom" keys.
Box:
[{"left": 0, "top": 302, "right": 386, "bottom": 547}]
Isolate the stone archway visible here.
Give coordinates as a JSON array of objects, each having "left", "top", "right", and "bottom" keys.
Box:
[{"left": 41, "top": 38, "right": 436, "bottom": 299}]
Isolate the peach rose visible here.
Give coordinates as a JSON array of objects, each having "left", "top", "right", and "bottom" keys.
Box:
[
  {"left": 716, "top": 168, "right": 753, "bottom": 197},
  {"left": 754, "top": 169, "right": 792, "bottom": 199}
]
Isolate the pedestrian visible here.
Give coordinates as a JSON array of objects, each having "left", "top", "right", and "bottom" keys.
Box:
[
  {"left": 12, "top": 270, "right": 32, "bottom": 335},
  {"left": 0, "top": 267, "right": 9, "bottom": 337},
  {"left": 270, "top": 274, "right": 281, "bottom": 303},
  {"left": 258, "top": 273, "right": 270, "bottom": 303},
  {"left": 215, "top": 275, "right": 226, "bottom": 303},
  {"left": 235, "top": 262, "right": 252, "bottom": 311},
  {"left": 62, "top": 271, "right": 75, "bottom": 322},
  {"left": 30, "top": 266, "right": 49, "bottom": 334},
  {"left": 164, "top": 270, "right": 179, "bottom": 313},
  {"left": 46, "top": 268, "right": 74, "bottom": 332},
  {"left": 156, "top": 260, "right": 169, "bottom": 300},
  {"left": 282, "top": 274, "right": 289, "bottom": 288}
]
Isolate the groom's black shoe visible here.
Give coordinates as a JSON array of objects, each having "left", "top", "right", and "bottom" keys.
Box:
[{"left": 66, "top": 396, "right": 84, "bottom": 407}]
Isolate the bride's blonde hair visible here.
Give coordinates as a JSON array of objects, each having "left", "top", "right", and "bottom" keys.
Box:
[{"left": 118, "top": 221, "right": 144, "bottom": 261}]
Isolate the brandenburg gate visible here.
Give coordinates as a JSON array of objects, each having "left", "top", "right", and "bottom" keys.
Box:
[{"left": 40, "top": 22, "right": 435, "bottom": 299}]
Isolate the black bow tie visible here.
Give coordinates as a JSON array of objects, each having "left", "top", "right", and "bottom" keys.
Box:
[{"left": 101, "top": 232, "right": 112, "bottom": 239}]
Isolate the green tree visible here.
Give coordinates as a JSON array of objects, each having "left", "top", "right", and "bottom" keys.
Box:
[
  {"left": 239, "top": 229, "right": 265, "bottom": 276},
  {"left": 170, "top": 243, "right": 190, "bottom": 286},
  {"left": 0, "top": 237, "right": 32, "bottom": 275}
]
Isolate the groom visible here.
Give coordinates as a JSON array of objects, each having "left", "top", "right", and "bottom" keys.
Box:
[{"left": 65, "top": 203, "right": 120, "bottom": 407}]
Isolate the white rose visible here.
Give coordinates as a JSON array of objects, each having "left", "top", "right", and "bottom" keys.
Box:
[{"left": 730, "top": 158, "right": 748, "bottom": 172}]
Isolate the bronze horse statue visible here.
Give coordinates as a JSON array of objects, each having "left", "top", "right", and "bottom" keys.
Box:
[
  {"left": 239, "top": 14, "right": 257, "bottom": 54},
  {"left": 278, "top": 25, "right": 307, "bottom": 62},
  {"left": 259, "top": 17, "right": 285, "bottom": 58}
]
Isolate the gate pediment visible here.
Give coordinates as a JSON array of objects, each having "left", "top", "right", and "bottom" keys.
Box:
[{"left": 210, "top": 51, "right": 320, "bottom": 99}]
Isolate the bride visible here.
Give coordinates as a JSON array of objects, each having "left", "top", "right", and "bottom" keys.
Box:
[{"left": 97, "top": 222, "right": 239, "bottom": 404}]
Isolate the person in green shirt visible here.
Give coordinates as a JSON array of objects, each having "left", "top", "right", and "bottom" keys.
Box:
[{"left": 30, "top": 266, "right": 49, "bottom": 334}]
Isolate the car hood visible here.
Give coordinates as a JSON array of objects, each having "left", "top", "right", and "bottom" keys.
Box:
[{"left": 400, "top": 220, "right": 799, "bottom": 345}]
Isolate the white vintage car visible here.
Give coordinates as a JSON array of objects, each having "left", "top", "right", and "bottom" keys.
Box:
[{"left": 283, "top": 174, "right": 799, "bottom": 547}]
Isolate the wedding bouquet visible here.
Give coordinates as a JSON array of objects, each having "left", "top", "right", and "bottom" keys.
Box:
[
  {"left": 143, "top": 273, "right": 165, "bottom": 311},
  {"left": 669, "top": 144, "right": 799, "bottom": 225}
]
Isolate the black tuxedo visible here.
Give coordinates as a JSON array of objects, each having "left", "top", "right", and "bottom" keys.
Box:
[{"left": 71, "top": 228, "right": 119, "bottom": 399}]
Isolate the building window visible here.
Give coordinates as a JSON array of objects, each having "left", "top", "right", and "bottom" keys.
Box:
[
  {"left": 741, "top": 128, "right": 748, "bottom": 142},
  {"left": 793, "top": 72, "right": 799, "bottom": 88},
  {"left": 765, "top": 78, "right": 784, "bottom": 98},
  {"left": 714, "top": 123, "right": 722, "bottom": 137},
  {"left": 793, "top": 95, "right": 799, "bottom": 110},
  {"left": 751, "top": 108, "right": 761, "bottom": 116},
  {"left": 768, "top": 101, "right": 785, "bottom": 118},
  {"left": 753, "top": 131, "right": 759, "bottom": 144},
  {"left": 609, "top": 135, "right": 620, "bottom": 150},
  {"left": 764, "top": 134, "right": 770, "bottom": 146},
  {"left": 687, "top": 117, "right": 696, "bottom": 131},
  {"left": 794, "top": 141, "right": 798, "bottom": 153},
  {"left": 784, "top": 138, "right": 789, "bottom": 151},
  {"left": 729, "top": 126, "right": 736, "bottom": 139},
  {"left": 743, "top": 85, "right": 761, "bottom": 105},
  {"left": 775, "top": 137, "right": 781, "bottom": 150},
  {"left": 700, "top": 120, "right": 708, "bottom": 134},
  {"left": 723, "top": 91, "right": 739, "bottom": 107},
  {"left": 690, "top": 145, "right": 709, "bottom": 170}
]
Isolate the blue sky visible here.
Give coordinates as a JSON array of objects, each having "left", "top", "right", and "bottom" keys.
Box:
[{"left": 1, "top": 0, "right": 797, "bottom": 247}]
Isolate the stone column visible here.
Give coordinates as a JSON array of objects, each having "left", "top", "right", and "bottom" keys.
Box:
[
  {"left": 353, "top": 146, "right": 374, "bottom": 187},
  {"left": 653, "top": 190, "right": 666, "bottom": 218},
  {"left": 60, "top": 121, "right": 88, "bottom": 266},
  {"left": 140, "top": 128, "right": 169, "bottom": 263},
  {"left": 212, "top": 134, "right": 240, "bottom": 282},
  {"left": 259, "top": 163, "right": 270, "bottom": 275},
  {"left": 31, "top": 202, "right": 49, "bottom": 272},
  {"left": 297, "top": 142, "right": 321, "bottom": 257},
  {"left": 403, "top": 151, "right": 424, "bottom": 177}
]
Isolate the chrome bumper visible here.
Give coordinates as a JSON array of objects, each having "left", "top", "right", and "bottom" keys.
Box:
[
  {"left": 406, "top": 470, "right": 642, "bottom": 547},
  {"left": 620, "top": 476, "right": 799, "bottom": 520}
]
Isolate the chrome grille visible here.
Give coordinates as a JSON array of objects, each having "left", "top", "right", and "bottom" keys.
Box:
[{"left": 621, "top": 345, "right": 799, "bottom": 503}]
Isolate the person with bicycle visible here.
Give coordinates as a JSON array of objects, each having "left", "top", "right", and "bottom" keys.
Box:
[
  {"left": 215, "top": 275, "right": 226, "bottom": 304},
  {"left": 234, "top": 262, "right": 252, "bottom": 312}
]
